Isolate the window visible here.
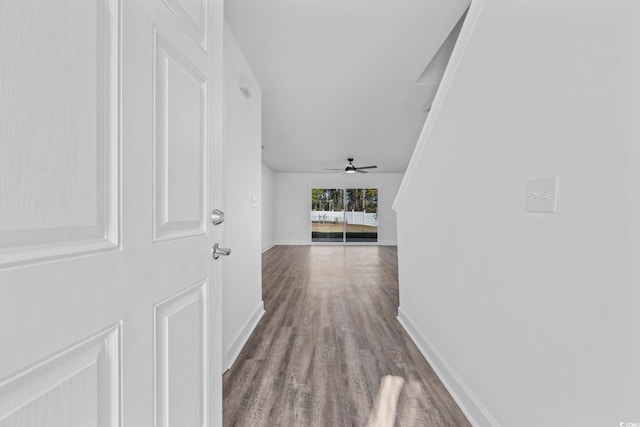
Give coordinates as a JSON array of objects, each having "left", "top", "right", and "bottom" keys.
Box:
[{"left": 311, "top": 188, "right": 378, "bottom": 243}]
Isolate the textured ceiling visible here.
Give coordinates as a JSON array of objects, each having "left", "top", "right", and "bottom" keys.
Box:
[{"left": 225, "top": 0, "right": 470, "bottom": 173}]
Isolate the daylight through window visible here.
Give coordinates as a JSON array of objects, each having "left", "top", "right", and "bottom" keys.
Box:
[{"left": 311, "top": 188, "right": 378, "bottom": 243}]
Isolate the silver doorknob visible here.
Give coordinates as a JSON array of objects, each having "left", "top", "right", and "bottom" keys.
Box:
[{"left": 212, "top": 243, "right": 231, "bottom": 260}]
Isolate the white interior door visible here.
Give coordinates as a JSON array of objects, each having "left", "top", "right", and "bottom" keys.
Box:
[{"left": 0, "top": 0, "right": 224, "bottom": 425}]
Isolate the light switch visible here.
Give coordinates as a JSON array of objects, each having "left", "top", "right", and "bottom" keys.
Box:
[
  {"left": 527, "top": 177, "right": 559, "bottom": 213},
  {"left": 251, "top": 194, "right": 259, "bottom": 208}
]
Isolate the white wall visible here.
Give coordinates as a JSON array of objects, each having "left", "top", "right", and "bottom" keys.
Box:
[
  {"left": 394, "top": 1, "right": 640, "bottom": 426},
  {"left": 222, "top": 23, "right": 264, "bottom": 370},
  {"left": 261, "top": 163, "right": 276, "bottom": 252},
  {"left": 274, "top": 172, "right": 403, "bottom": 245}
]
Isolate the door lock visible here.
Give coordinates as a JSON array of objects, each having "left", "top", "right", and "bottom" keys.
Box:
[{"left": 211, "top": 209, "right": 225, "bottom": 225}]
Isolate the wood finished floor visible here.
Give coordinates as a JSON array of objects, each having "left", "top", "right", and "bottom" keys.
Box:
[{"left": 223, "top": 245, "right": 470, "bottom": 427}]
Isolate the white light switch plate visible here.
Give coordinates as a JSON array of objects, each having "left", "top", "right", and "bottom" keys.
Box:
[{"left": 527, "top": 177, "right": 559, "bottom": 213}]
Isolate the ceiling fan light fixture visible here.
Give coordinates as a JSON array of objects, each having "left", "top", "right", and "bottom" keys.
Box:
[{"left": 324, "top": 158, "right": 377, "bottom": 174}]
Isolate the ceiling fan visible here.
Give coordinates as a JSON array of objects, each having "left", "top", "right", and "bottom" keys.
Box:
[{"left": 325, "top": 158, "right": 378, "bottom": 174}]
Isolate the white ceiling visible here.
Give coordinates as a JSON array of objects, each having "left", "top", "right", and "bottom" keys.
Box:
[{"left": 225, "top": 0, "right": 470, "bottom": 173}]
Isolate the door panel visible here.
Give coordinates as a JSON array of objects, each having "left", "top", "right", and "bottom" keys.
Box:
[
  {"left": 0, "top": 325, "right": 120, "bottom": 427},
  {"left": 0, "top": 0, "right": 223, "bottom": 425},
  {"left": 154, "top": 282, "right": 208, "bottom": 427},
  {"left": 153, "top": 29, "right": 208, "bottom": 242},
  {"left": 0, "top": 0, "right": 119, "bottom": 266},
  {"left": 162, "top": 0, "right": 208, "bottom": 51}
]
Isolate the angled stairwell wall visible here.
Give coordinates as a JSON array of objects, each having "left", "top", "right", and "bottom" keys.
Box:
[{"left": 394, "top": 0, "right": 640, "bottom": 425}]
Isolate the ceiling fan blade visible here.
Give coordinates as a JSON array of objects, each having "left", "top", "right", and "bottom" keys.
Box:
[
  {"left": 357, "top": 165, "right": 377, "bottom": 170},
  {"left": 355, "top": 169, "right": 368, "bottom": 174},
  {"left": 323, "top": 168, "right": 343, "bottom": 171}
]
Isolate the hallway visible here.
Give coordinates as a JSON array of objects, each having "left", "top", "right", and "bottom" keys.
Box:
[{"left": 223, "top": 246, "right": 470, "bottom": 426}]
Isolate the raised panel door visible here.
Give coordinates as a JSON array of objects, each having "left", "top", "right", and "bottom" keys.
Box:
[{"left": 0, "top": 0, "right": 224, "bottom": 425}]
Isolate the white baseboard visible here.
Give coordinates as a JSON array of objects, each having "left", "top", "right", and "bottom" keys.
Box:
[
  {"left": 271, "top": 241, "right": 396, "bottom": 247},
  {"left": 262, "top": 243, "right": 275, "bottom": 253},
  {"left": 397, "top": 307, "right": 500, "bottom": 427},
  {"left": 274, "top": 240, "right": 308, "bottom": 246},
  {"left": 225, "top": 301, "right": 265, "bottom": 370}
]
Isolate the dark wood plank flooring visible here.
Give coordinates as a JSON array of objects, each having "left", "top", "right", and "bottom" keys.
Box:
[{"left": 223, "top": 245, "right": 470, "bottom": 426}]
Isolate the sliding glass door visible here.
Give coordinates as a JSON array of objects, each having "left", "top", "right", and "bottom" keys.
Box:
[
  {"left": 311, "top": 188, "right": 378, "bottom": 243},
  {"left": 311, "top": 189, "right": 344, "bottom": 242},
  {"left": 345, "top": 188, "right": 378, "bottom": 242}
]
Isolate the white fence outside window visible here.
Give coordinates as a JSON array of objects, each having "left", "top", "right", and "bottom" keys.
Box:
[{"left": 311, "top": 211, "right": 377, "bottom": 227}]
